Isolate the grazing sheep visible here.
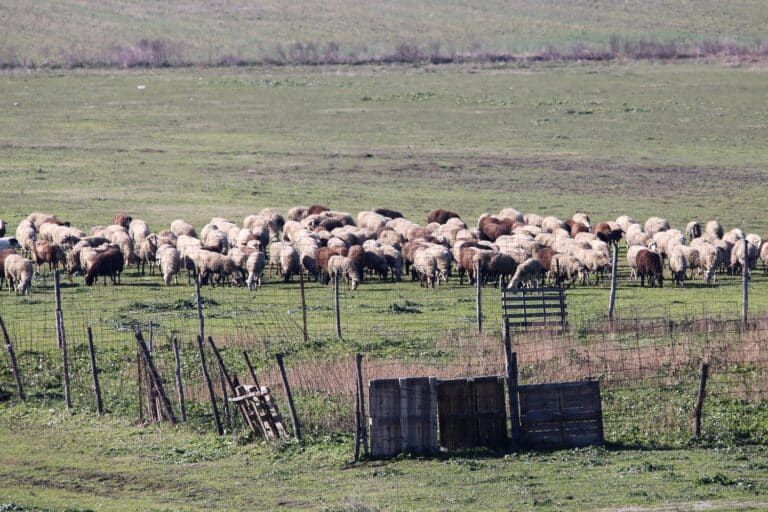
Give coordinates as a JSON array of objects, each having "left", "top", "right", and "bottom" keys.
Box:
[
  {"left": 541, "top": 216, "right": 566, "bottom": 234},
  {"left": 668, "top": 246, "right": 688, "bottom": 286},
  {"left": 615, "top": 215, "right": 636, "bottom": 233},
  {"left": 488, "top": 253, "right": 517, "bottom": 287},
  {"left": 136, "top": 235, "right": 158, "bottom": 275},
  {"left": 85, "top": 248, "right": 124, "bottom": 286},
  {"left": 278, "top": 245, "right": 301, "bottom": 283},
  {"left": 357, "top": 211, "right": 391, "bottom": 232},
  {"left": 198, "top": 249, "right": 244, "bottom": 287},
  {"left": 170, "top": 219, "right": 197, "bottom": 238},
  {"left": 4, "top": 254, "right": 33, "bottom": 294},
  {"left": 635, "top": 249, "right": 663, "bottom": 287},
  {"left": 203, "top": 228, "right": 229, "bottom": 254},
  {"left": 0, "top": 249, "right": 19, "bottom": 289},
  {"left": 26, "top": 212, "right": 63, "bottom": 230},
  {"left": 571, "top": 212, "right": 591, "bottom": 230},
  {"left": 626, "top": 245, "right": 647, "bottom": 280},
  {"left": 156, "top": 230, "right": 177, "bottom": 248},
  {"left": 109, "top": 229, "right": 136, "bottom": 265},
  {"left": 307, "top": 204, "right": 330, "bottom": 216},
  {"left": 15, "top": 220, "right": 36, "bottom": 255},
  {"left": 574, "top": 249, "right": 611, "bottom": 285},
  {"left": 129, "top": 219, "right": 151, "bottom": 245},
  {"left": 478, "top": 214, "right": 516, "bottom": 242},
  {"left": 328, "top": 255, "right": 360, "bottom": 290},
  {"left": 412, "top": 250, "right": 437, "bottom": 288},
  {"left": 497, "top": 208, "right": 523, "bottom": 223},
  {"left": 566, "top": 219, "right": 590, "bottom": 238},
  {"left": 427, "top": 208, "right": 460, "bottom": 225},
  {"left": 316, "top": 246, "right": 348, "bottom": 284},
  {"left": 730, "top": 238, "right": 759, "bottom": 275},
  {"left": 704, "top": 220, "right": 724, "bottom": 240},
  {"left": 362, "top": 248, "right": 389, "bottom": 282},
  {"left": 507, "top": 258, "right": 543, "bottom": 290},
  {"left": 549, "top": 253, "right": 587, "bottom": 288},
  {"left": 157, "top": 245, "right": 181, "bottom": 285},
  {"left": 0, "top": 237, "right": 21, "bottom": 251},
  {"left": 31, "top": 240, "right": 66, "bottom": 274},
  {"left": 286, "top": 206, "right": 309, "bottom": 222},
  {"left": 523, "top": 213, "right": 543, "bottom": 226},
  {"left": 686, "top": 221, "right": 702, "bottom": 241},
  {"left": 112, "top": 214, "right": 132, "bottom": 228},
  {"left": 644, "top": 217, "right": 669, "bottom": 237},
  {"left": 245, "top": 250, "right": 266, "bottom": 291},
  {"left": 594, "top": 222, "right": 623, "bottom": 244}
]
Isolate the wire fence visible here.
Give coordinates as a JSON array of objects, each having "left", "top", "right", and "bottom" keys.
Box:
[{"left": 2, "top": 269, "right": 768, "bottom": 447}]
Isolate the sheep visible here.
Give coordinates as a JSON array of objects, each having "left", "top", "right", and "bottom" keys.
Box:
[
  {"left": 357, "top": 211, "right": 391, "bottom": 233},
  {"left": 316, "top": 246, "right": 348, "bottom": 284},
  {"left": 523, "top": 213, "right": 543, "bottom": 226},
  {"left": 136, "top": 235, "right": 158, "bottom": 275},
  {"left": 26, "top": 212, "right": 63, "bottom": 230},
  {"left": 109, "top": 229, "right": 136, "bottom": 265},
  {"left": 373, "top": 207, "right": 403, "bottom": 219},
  {"left": 0, "top": 220, "right": 5, "bottom": 238},
  {"left": 677, "top": 246, "right": 700, "bottom": 279},
  {"left": 378, "top": 243, "right": 403, "bottom": 282},
  {"left": 427, "top": 209, "right": 460, "bottom": 225},
  {"left": 549, "top": 253, "right": 587, "bottom": 288},
  {"left": 424, "top": 244, "right": 452, "bottom": 284},
  {"left": 487, "top": 253, "right": 517, "bottom": 287},
  {"left": 541, "top": 216, "right": 566, "bottom": 234},
  {"left": 157, "top": 245, "right": 181, "bottom": 285},
  {"left": 686, "top": 221, "right": 702, "bottom": 241},
  {"left": 377, "top": 228, "right": 404, "bottom": 247},
  {"left": 0, "top": 249, "right": 19, "bottom": 289},
  {"left": 31, "top": 240, "right": 66, "bottom": 274},
  {"left": 245, "top": 250, "right": 266, "bottom": 291},
  {"left": 626, "top": 245, "right": 647, "bottom": 280},
  {"left": 15, "top": 220, "right": 36, "bottom": 255},
  {"left": 129, "top": 219, "right": 151, "bottom": 245},
  {"left": 594, "top": 222, "right": 623, "bottom": 245},
  {"left": 635, "top": 249, "right": 663, "bottom": 287},
  {"left": 307, "top": 204, "right": 330, "bottom": 216},
  {"left": 198, "top": 250, "right": 244, "bottom": 287},
  {"left": 203, "top": 228, "right": 229, "bottom": 254},
  {"left": 362, "top": 247, "right": 389, "bottom": 282},
  {"left": 112, "top": 214, "right": 132, "bottom": 228},
  {"left": 705, "top": 220, "right": 724, "bottom": 240},
  {"left": 730, "top": 238, "right": 759, "bottom": 275},
  {"left": 4, "top": 254, "right": 33, "bottom": 294},
  {"left": 286, "top": 206, "right": 309, "bottom": 222},
  {"left": 0, "top": 237, "right": 21, "bottom": 251},
  {"left": 571, "top": 212, "right": 591, "bottom": 230},
  {"left": 574, "top": 249, "right": 611, "bottom": 285},
  {"left": 412, "top": 250, "right": 437, "bottom": 288},
  {"left": 644, "top": 217, "right": 669, "bottom": 237},
  {"left": 566, "top": 219, "right": 590, "bottom": 238},
  {"left": 170, "top": 219, "right": 197, "bottom": 238},
  {"left": 85, "top": 248, "right": 124, "bottom": 286},
  {"left": 668, "top": 246, "right": 688, "bottom": 286},
  {"left": 328, "top": 255, "right": 360, "bottom": 290},
  {"left": 615, "top": 215, "right": 636, "bottom": 233},
  {"left": 278, "top": 245, "right": 301, "bottom": 283},
  {"left": 507, "top": 258, "right": 543, "bottom": 290},
  {"left": 477, "top": 214, "right": 516, "bottom": 242},
  {"left": 761, "top": 242, "right": 768, "bottom": 275},
  {"left": 455, "top": 244, "right": 494, "bottom": 285},
  {"left": 156, "top": 230, "right": 177, "bottom": 248}
]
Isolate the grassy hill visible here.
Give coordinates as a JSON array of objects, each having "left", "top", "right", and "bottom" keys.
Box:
[{"left": 1, "top": 0, "right": 767, "bottom": 67}]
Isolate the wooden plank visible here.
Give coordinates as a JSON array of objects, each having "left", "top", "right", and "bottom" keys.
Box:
[
  {"left": 369, "top": 379, "right": 401, "bottom": 458},
  {"left": 399, "top": 377, "right": 437, "bottom": 455},
  {"left": 472, "top": 376, "right": 507, "bottom": 448},
  {"left": 437, "top": 379, "right": 477, "bottom": 450}
]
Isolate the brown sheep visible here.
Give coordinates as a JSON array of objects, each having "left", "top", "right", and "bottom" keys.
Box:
[
  {"left": 594, "top": 222, "right": 623, "bottom": 244},
  {"left": 477, "top": 214, "right": 515, "bottom": 242},
  {"left": 346, "top": 245, "right": 364, "bottom": 281},
  {"left": 636, "top": 249, "right": 663, "bottom": 287},
  {"left": 307, "top": 204, "right": 330, "bottom": 215},
  {"left": 31, "top": 240, "right": 66, "bottom": 274},
  {"left": 373, "top": 208, "right": 403, "bottom": 219},
  {"left": 427, "top": 208, "right": 460, "bottom": 225},
  {"left": 85, "top": 248, "right": 124, "bottom": 286},
  {"left": 565, "top": 219, "right": 590, "bottom": 238},
  {"left": 112, "top": 214, "right": 132, "bottom": 228}
]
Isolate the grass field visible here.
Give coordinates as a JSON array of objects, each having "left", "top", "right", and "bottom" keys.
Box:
[
  {"left": 2, "top": 0, "right": 768, "bottom": 66},
  {"left": 3, "top": 37, "right": 768, "bottom": 512}
]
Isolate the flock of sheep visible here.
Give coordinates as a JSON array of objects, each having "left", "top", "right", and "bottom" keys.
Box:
[{"left": 0, "top": 207, "right": 765, "bottom": 296}]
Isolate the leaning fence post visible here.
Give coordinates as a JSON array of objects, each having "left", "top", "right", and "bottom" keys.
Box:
[
  {"left": 476, "top": 260, "right": 483, "bottom": 334},
  {"left": 86, "top": 327, "right": 104, "bottom": 416},
  {"left": 0, "top": 315, "right": 25, "bottom": 401},
  {"left": 300, "top": 272, "right": 308, "bottom": 343},
  {"left": 742, "top": 238, "right": 749, "bottom": 328},
  {"left": 608, "top": 241, "right": 619, "bottom": 320},
  {"left": 171, "top": 338, "right": 187, "bottom": 422},
  {"left": 134, "top": 329, "right": 177, "bottom": 425},
  {"left": 694, "top": 361, "right": 709, "bottom": 438},
  {"left": 334, "top": 273, "right": 342, "bottom": 339},
  {"left": 354, "top": 353, "right": 368, "bottom": 460},
  {"left": 276, "top": 353, "right": 301, "bottom": 441},
  {"left": 504, "top": 340, "right": 520, "bottom": 446},
  {"left": 197, "top": 334, "right": 223, "bottom": 435},
  {"left": 53, "top": 271, "right": 72, "bottom": 409}
]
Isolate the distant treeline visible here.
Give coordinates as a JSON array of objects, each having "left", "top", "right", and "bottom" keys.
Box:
[{"left": 2, "top": 36, "right": 767, "bottom": 70}]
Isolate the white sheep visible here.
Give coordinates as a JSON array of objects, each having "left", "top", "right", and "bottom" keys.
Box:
[
  {"left": 644, "top": 217, "right": 669, "bottom": 237},
  {"left": 4, "top": 254, "right": 33, "bottom": 294},
  {"left": 170, "top": 219, "right": 197, "bottom": 238},
  {"left": 129, "top": 219, "right": 151, "bottom": 245},
  {"left": 615, "top": 215, "right": 636, "bottom": 233},
  {"left": 668, "top": 245, "right": 688, "bottom": 286},
  {"left": 246, "top": 250, "right": 266, "bottom": 291},
  {"left": 704, "top": 220, "right": 724, "bottom": 240},
  {"left": 328, "top": 255, "right": 360, "bottom": 290},
  {"left": 541, "top": 216, "right": 566, "bottom": 234},
  {"left": 412, "top": 250, "right": 437, "bottom": 288},
  {"left": 507, "top": 258, "right": 542, "bottom": 290},
  {"left": 157, "top": 245, "right": 181, "bottom": 285},
  {"left": 15, "top": 220, "right": 36, "bottom": 255}
]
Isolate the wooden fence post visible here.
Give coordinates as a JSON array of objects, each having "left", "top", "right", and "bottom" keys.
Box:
[
  {"left": 504, "top": 340, "right": 520, "bottom": 446},
  {"left": 171, "top": 338, "right": 187, "bottom": 422},
  {"left": 742, "top": 238, "right": 749, "bottom": 327},
  {"left": 134, "top": 329, "right": 177, "bottom": 425},
  {"left": 0, "top": 315, "right": 25, "bottom": 401},
  {"left": 608, "top": 241, "right": 619, "bottom": 320},
  {"left": 694, "top": 361, "right": 709, "bottom": 438},
  {"left": 276, "top": 353, "right": 301, "bottom": 441},
  {"left": 196, "top": 334, "right": 223, "bottom": 435},
  {"left": 354, "top": 353, "right": 368, "bottom": 460},
  {"left": 53, "top": 271, "right": 72, "bottom": 409},
  {"left": 86, "top": 327, "right": 104, "bottom": 416},
  {"left": 137, "top": 348, "right": 144, "bottom": 423},
  {"left": 334, "top": 273, "right": 342, "bottom": 339},
  {"left": 300, "top": 272, "right": 308, "bottom": 344},
  {"left": 476, "top": 260, "right": 483, "bottom": 334}
]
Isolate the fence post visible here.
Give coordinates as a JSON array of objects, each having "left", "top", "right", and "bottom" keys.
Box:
[
  {"left": 334, "top": 273, "right": 342, "bottom": 339},
  {"left": 195, "top": 275, "right": 205, "bottom": 343},
  {"left": 354, "top": 353, "right": 368, "bottom": 460},
  {"left": 300, "top": 272, "right": 308, "bottom": 343},
  {"left": 171, "top": 338, "right": 187, "bottom": 422},
  {"left": 694, "top": 361, "right": 709, "bottom": 437},
  {"left": 53, "top": 271, "right": 72, "bottom": 410},
  {"left": 0, "top": 315, "right": 25, "bottom": 401},
  {"left": 137, "top": 348, "right": 144, "bottom": 423},
  {"left": 276, "top": 353, "right": 301, "bottom": 441},
  {"left": 86, "top": 327, "right": 104, "bottom": 416},
  {"left": 196, "top": 334, "right": 223, "bottom": 435},
  {"left": 134, "top": 329, "right": 177, "bottom": 425},
  {"left": 504, "top": 340, "right": 520, "bottom": 446},
  {"left": 476, "top": 260, "right": 483, "bottom": 334},
  {"left": 608, "top": 241, "right": 619, "bottom": 320},
  {"left": 742, "top": 238, "right": 749, "bottom": 327}
]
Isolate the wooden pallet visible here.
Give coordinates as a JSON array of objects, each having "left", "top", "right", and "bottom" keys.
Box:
[{"left": 230, "top": 384, "right": 289, "bottom": 440}]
